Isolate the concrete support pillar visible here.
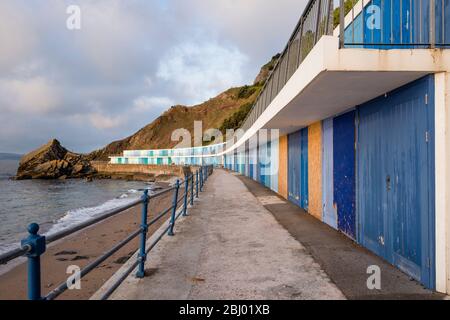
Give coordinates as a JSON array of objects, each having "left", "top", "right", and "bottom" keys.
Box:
[
  {"left": 446, "top": 73, "right": 450, "bottom": 295},
  {"left": 434, "top": 72, "right": 450, "bottom": 294}
]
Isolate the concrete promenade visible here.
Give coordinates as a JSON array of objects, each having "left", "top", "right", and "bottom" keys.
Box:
[{"left": 102, "top": 169, "right": 345, "bottom": 300}]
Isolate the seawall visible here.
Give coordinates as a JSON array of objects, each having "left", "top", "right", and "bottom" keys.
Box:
[{"left": 91, "top": 162, "right": 193, "bottom": 181}]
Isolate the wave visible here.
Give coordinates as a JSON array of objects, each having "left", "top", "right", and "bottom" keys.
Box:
[
  {"left": 45, "top": 184, "right": 158, "bottom": 237},
  {"left": 45, "top": 191, "right": 152, "bottom": 237},
  {"left": 0, "top": 184, "right": 158, "bottom": 256},
  {"left": 0, "top": 196, "right": 139, "bottom": 255}
]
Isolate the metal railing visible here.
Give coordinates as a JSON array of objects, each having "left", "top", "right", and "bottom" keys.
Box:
[
  {"left": 0, "top": 165, "right": 214, "bottom": 300},
  {"left": 340, "top": 0, "right": 450, "bottom": 48},
  {"left": 240, "top": 0, "right": 334, "bottom": 132}
]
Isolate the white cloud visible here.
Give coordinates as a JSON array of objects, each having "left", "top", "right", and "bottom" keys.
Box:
[
  {"left": 133, "top": 96, "right": 174, "bottom": 112},
  {"left": 88, "top": 113, "right": 124, "bottom": 130},
  {"left": 70, "top": 0, "right": 159, "bottom": 81},
  {"left": 173, "top": 0, "right": 307, "bottom": 73},
  {"left": 0, "top": 2, "right": 37, "bottom": 74},
  {"left": 144, "top": 76, "right": 154, "bottom": 88},
  {"left": 0, "top": 77, "right": 60, "bottom": 114},
  {"left": 157, "top": 41, "right": 248, "bottom": 104}
]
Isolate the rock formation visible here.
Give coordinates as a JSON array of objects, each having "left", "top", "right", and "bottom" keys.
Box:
[{"left": 16, "top": 139, "right": 95, "bottom": 180}]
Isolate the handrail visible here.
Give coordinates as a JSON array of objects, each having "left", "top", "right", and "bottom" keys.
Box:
[{"left": 0, "top": 165, "right": 214, "bottom": 300}]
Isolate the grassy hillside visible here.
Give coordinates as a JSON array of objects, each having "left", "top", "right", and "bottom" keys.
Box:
[{"left": 89, "top": 55, "right": 279, "bottom": 160}]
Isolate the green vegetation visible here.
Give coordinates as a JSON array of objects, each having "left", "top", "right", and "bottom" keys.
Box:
[
  {"left": 236, "top": 85, "right": 258, "bottom": 100},
  {"left": 333, "top": 0, "right": 358, "bottom": 28},
  {"left": 264, "top": 53, "right": 281, "bottom": 71},
  {"left": 219, "top": 102, "right": 253, "bottom": 134}
]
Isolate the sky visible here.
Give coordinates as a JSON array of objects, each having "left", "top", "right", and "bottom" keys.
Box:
[{"left": 0, "top": 0, "right": 308, "bottom": 154}]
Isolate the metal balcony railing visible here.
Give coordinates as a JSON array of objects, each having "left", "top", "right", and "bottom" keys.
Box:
[
  {"left": 240, "top": 0, "right": 334, "bottom": 133},
  {"left": 0, "top": 166, "right": 214, "bottom": 300}
]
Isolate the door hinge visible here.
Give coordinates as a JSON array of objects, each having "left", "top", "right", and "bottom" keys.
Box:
[
  {"left": 426, "top": 257, "right": 432, "bottom": 268},
  {"left": 425, "top": 94, "right": 428, "bottom": 105},
  {"left": 425, "top": 131, "right": 431, "bottom": 143}
]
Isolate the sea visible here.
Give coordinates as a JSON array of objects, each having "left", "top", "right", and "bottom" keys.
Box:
[{"left": 0, "top": 159, "right": 153, "bottom": 255}]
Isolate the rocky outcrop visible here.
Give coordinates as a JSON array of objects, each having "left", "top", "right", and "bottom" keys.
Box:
[
  {"left": 253, "top": 53, "right": 280, "bottom": 85},
  {"left": 16, "top": 139, "right": 95, "bottom": 180}
]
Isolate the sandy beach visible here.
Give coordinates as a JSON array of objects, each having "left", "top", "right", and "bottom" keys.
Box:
[{"left": 0, "top": 186, "right": 180, "bottom": 300}]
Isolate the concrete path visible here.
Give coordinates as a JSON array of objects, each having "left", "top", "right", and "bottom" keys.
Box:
[
  {"left": 236, "top": 174, "right": 447, "bottom": 300},
  {"left": 107, "top": 169, "right": 345, "bottom": 300}
]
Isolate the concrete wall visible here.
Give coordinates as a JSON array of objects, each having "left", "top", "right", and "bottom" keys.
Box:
[
  {"left": 92, "top": 162, "right": 187, "bottom": 177},
  {"left": 447, "top": 73, "right": 450, "bottom": 295},
  {"left": 435, "top": 72, "right": 450, "bottom": 294},
  {"left": 278, "top": 135, "right": 288, "bottom": 199},
  {"left": 447, "top": 73, "right": 450, "bottom": 296},
  {"left": 270, "top": 137, "right": 279, "bottom": 193},
  {"left": 308, "top": 122, "right": 323, "bottom": 220}
]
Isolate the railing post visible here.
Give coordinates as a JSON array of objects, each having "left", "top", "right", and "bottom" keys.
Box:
[
  {"left": 314, "top": 0, "right": 323, "bottom": 43},
  {"left": 182, "top": 175, "right": 189, "bottom": 217},
  {"left": 339, "top": 0, "right": 345, "bottom": 48},
  {"left": 168, "top": 180, "right": 180, "bottom": 236},
  {"left": 21, "top": 223, "right": 46, "bottom": 300},
  {"left": 196, "top": 170, "right": 199, "bottom": 198},
  {"left": 190, "top": 174, "right": 194, "bottom": 206},
  {"left": 430, "top": 0, "right": 436, "bottom": 48},
  {"left": 136, "top": 190, "right": 149, "bottom": 278},
  {"left": 200, "top": 168, "right": 204, "bottom": 192}
]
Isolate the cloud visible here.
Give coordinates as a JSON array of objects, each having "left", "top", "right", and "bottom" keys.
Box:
[
  {"left": 0, "top": 2, "right": 37, "bottom": 74},
  {"left": 0, "top": 77, "right": 60, "bottom": 114},
  {"left": 157, "top": 41, "right": 248, "bottom": 104},
  {"left": 88, "top": 113, "right": 124, "bottom": 130},
  {"left": 133, "top": 96, "right": 174, "bottom": 112},
  {"left": 172, "top": 0, "right": 308, "bottom": 77}
]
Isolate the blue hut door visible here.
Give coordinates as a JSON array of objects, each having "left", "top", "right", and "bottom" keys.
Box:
[
  {"left": 358, "top": 76, "right": 435, "bottom": 289},
  {"left": 322, "top": 118, "right": 336, "bottom": 229},
  {"left": 288, "top": 131, "right": 301, "bottom": 207},
  {"left": 334, "top": 111, "right": 356, "bottom": 239},
  {"left": 300, "top": 128, "right": 308, "bottom": 210}
]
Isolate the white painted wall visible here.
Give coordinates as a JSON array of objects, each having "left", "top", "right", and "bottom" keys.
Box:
[
  {"left": 434, "top": 73, "right": 448, "bottom": 294},
  {"left": 447, "top": 74, "right": 450, "bottom": 296},
  {"left": 270, "top": 136, "right": 279, "bottom": 193},
  {"left": 444, "top": 72, "right": 450, "bottom": 295}
]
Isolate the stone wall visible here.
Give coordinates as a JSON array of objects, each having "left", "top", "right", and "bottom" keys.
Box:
[{"left": 91, "top": 161, "right": 195, "bottom": 178}]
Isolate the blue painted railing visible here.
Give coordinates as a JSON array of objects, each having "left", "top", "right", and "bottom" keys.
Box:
[{"left": 0, "top": 165, "right": 214, "bottom": 300}]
